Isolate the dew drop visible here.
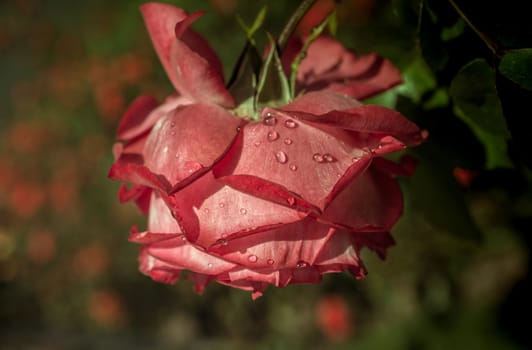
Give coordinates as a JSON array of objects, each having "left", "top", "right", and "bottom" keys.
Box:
[
  {"left": 170, "top": 131, "right": 176, "bottom": 136},
  {"left": 275, "top": 150, "right": 288, "bottom": 164},
  {"left": 247, "top": 255, "right": 258, "bottom": 263},
  {"left": 284, "top": 138, "right": 293, "bottom": 145},
  {"left": 313, "top": 153, "right": 324, "bottom": 163},
  {"left": 267, "top": 131, "right": 279, "bottom": 142},
  {"left": 254, "top": 141, "right": 262, "bottom": 147},
  {"left": 219, "top": 202, "right": 225, "bottom": 208},
  {"left": 296, "top": 260, "right": 308, "bottom": 268},
  {"left": 207, "top": 263, "right": 213, "bottom": 268},
  {"left": 203, "top": 208, "right": 210, "bottom": 214},
  {"left": 236, "top": 126, "right": 241, "bottom": 132},
  {"left": 181, "top": 235, "right": 187, "bottom": 242},
  {"left": 323, "top": 153, "right": 336, "bottom": 162},
  {"left": 263, "top": 114, "right": 277, "bottom": 126},
  {"left": 215, "top": 238, "right": 228, "bottom": 246},
  {"left": 267, "top": 259, "right": 274, "bottom": 265},
  {"left": 287, "top": 197, "right": 296, "bottom": 206},
  {"left": 239, "top": 208, "right": 247, "bottom": 215},
  {"left": 284, "top": 119, "right": 298, "bottom": 129},
  {"left": 175, "top": 153, "right": 180, "bottom": 159},
  {"left": 162, "top": 146, "right": 169, "bottom": 153},
  {"left": 170, "top": 122, "right": 176, "bottom": 127},
  {"left": 289, "top": 164, "right": 298, "bottom": 171}
]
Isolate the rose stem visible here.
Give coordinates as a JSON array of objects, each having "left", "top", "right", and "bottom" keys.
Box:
[{"left": 277, "top": 0, "right": 317, "bottom": 52}]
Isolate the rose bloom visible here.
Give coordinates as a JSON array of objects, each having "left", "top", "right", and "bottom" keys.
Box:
[{"left": 109, "top": 3, "right": 425, "bottom": 299}]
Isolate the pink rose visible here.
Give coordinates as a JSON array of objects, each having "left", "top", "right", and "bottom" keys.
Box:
[{"left": 109, "top": 2, "right": 425, "bottom": 299}]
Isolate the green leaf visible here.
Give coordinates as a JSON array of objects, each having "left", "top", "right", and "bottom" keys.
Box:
[
  {"left": 255, "top": 37, "right": 291, "bottom": 108},
  {"left": 396, "top": 54, "right": 437, "bottom": 103},
  {"left": 498, "top": 48, "right": 532, "bottom": 91},
  {"left": 450, "top": 58, "right": 512, "bottom": 169}
]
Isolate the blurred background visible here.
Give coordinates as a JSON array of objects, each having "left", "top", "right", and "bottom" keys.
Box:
[{"left": 1, "top": 0, "right": 531, "bottom": 349}]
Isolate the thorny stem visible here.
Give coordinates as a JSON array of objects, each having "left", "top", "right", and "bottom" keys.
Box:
[
  {"left": 448, "top": 0, "right": 501, "bottom": 57},
  {"left": 277, "top": 0, "right": 317, "bottom": 52}
]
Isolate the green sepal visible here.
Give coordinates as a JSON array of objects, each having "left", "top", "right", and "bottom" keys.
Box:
[
  {"left": 227, "top": 41, "right": 262, "bottom": 108},
  {"left": 255, "top": 35, "right": 291, "bottom": 109},
  {"left": 236, "top": 6, "right": 268, "bottom": 43}
]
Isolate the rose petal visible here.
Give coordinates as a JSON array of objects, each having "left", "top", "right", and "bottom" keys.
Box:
[
  {"left": 296, "top": 36, "right": 402, "bottom": 100},
  {"left": 213, "top": 107, "right": 373, "bottom": 211},
  {"left": 318, "top": 164, "right": 403, "bottom": 232},
  {"left": 140, "top": 3, "right": 233, "bottom": 107},
  {"left": 117, "top": 95, "right": 158, "bottom": 141},
  {"left": 285, "top": 104, "right": 426, "bottom": 147},
  {"left": 146, "top": 237, "right": 237, "bottom": 275},
  {"left": 281, "top": 90, "right": 363, "bottom": 115},
  {"left": 352, "top": 231, "right": 396, "bottom": 259},
  {"left": 313, "top": 230, "right": 367, "bottom": 277},
  {"left": 166, "top": 171, "right": 305, "bottom": 248},
  {"left": 118, "top": 95, "right": 192, "bottom": 141},
  {"left": 148, "top": 191, "right": 181, "bottom": 233},
  {"left": 108, "top": 160, "right": 172, "bottom": 192},
  {"left": 143, "top": 103, "right": 242, "bottom": 191},
  {"left": 209, "top": 218, "right": 336, "bottom": 269},
  {"left": 138, "top": 247, "right": 181, "bottom": 284}
]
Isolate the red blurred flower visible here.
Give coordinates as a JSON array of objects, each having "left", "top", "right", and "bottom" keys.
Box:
[
  {"left": 88, "top": 289, "right": 126, "bottom": 328},
  {"left": 108, "top": 3, "right": 425, "bottom": 298},
  {"left": 316, "top": 295, "right": 353, "bottom": 341},
  {"left": 26, "top": 229, "right": 57, "bottom": 264}
]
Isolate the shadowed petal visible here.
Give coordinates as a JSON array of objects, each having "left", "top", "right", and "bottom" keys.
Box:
[
  {"left": 295, "top": 36, "right": 402, "bottom": 100},
  {"left": 318, "top": 164, "right": 403, "bottom": 232}
]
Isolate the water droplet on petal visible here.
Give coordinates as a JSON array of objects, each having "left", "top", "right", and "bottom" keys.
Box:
[
  {"left": 289, "top": 164, "right": 298, "bottom": 171},
  {"left": 313, "top": 153, "right": 324, "bottom": 163},
  {"left": 239, "top": 208, "right": 247, "bottom": 215},
  {"left": 215, "top": 238, "right": 228, "bottom": 246},
  {"left": 170, "top": 122, "right": 176, "bottom": 127},
  {"left": 254, "top": 141, "right": 261, "bottom": 147},
  {"left": 236, "top": 126, "right": 241, "bottom": 132},
  {"left": 267, "top": 131, "right": 279, "bottom": 142},
  {"left": 162, "top": 146, "right": 169, "bottom": 153},
  {"left": 284, "top": 119, "right": 298, "bottom": 129},
  {"left": 267, "top": 259, "right": 274, "bottom": 265},
  {"left": 247, "top": 255, "right": 258, "bottom": 263},
  {"left": 203, "top": 208, "right": 209, "bottom": 214},
  {"left": 207, "top": 263, "right": 213, "bottom": 268},
  {"left": 175, "top": 153, "right": 180, "bottom": 159},
  {"left": 264, "top": 114, "right": 277, "bottom": 126},
  {"left": 296, "top": 260, "right": 308, "bottom": 268},
  {"left": 287, "top": 197, "right": 296, "bottom": 206},
  {"left": 275, "top": 151, "right": 288, "bottom": 164},
  {"left": 284, "top": 138, "right": 293, "bottom": 145},
  {"left": 170, "top": 131, "right": 176, "bottom": 136},
  {"left": 323, "top": 153, "right": 336, "bottom": 162},
  {"left": 181, "top": 235, "right": 187, "bottom": 242},
  {"left": 219, "top": 203, "right": 225, "bottom": 208}
]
